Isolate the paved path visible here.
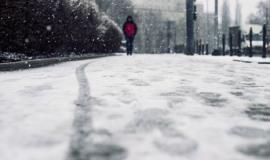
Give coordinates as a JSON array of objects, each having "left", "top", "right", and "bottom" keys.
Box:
[
  {"left": 1, "top": 55, "right": 270, "bottom": 160},
  {"left": 83, "top": 55, "right": 270, "bottom": 160}
]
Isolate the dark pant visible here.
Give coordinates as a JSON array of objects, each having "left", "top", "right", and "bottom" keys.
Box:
[{"left": 126, "top": 37, "right": 134, "bottom": 55}]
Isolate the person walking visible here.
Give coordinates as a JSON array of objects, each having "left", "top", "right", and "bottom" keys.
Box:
[{"left": 123, "top": 16, "right": 137, "bottom": 56}]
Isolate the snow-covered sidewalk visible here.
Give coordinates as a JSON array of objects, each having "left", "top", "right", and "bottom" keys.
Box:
[
  {"left": 0, "top": 54, "right": 270, "bottom": 160},
  {"left": 0, "top": 60, "right": 89, "bottom": 160},
  {"left": 233, "top": 56, "right": 270, "bottom": 64}
]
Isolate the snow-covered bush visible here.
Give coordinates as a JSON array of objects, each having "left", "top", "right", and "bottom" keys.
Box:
[
  {"left": 0, "top": 0, "right": 122, "bottom": 56},
  {"left": 95, "top": 14, "right": 122, "bottom": 53},
  {"left": 96, "top": 0, "right": 136, "bottom": 27}
]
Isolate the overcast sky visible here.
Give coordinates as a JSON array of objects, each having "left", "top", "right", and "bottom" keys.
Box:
[
  {"left": 133, "top": 0, "right": 262, "bottom": 24},
  {"left": 197, "top": 0, "right": 261, "bottom": 24}
]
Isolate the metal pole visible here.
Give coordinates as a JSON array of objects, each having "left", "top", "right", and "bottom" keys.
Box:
[
  {"left": 229, "top": 32, "right": 233, "bottom": 56},
  {"left": 167, "top": 21, "right": 171, "bottom": 53},
  {"left": 196, "top": 40, "right": 199, "bottom": 54},
  {"left": 238, "top": 30, "right": 242, "bottom": 56},
  {"left": 206, "top": 0, "right": 210, "bottom": 52},
  {"left": 186, "top": 0, "right": 195, "bottom": 55},
  {"left": 222, "top": 34, "right": 225, "bottom": 56},
  {"left": 263, "top": 24, "right": 267, "bottom": 58},
  {"left": 174, "top": 23, "right": 177, "bottom": 53},
  {"left": 214, "top": 0, "right": 219, "bottom": 50},
  {"left": 202, "top": 43, "right": 205, "bottom": 54},
  {"left": 199, "top": 39, "right": 202, "bottom": 54},
  {"left": 249, "top": 27, "right": 253, "bottom": 57},
  {"left": 206, "top": 43, "right": 209, "bottom": 55},
  {"left": 195, "top": 18, "right": 199, "bottom": 54}
]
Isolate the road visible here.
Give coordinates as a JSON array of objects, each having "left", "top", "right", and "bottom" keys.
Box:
[{"left": 0, "top": 54, "right": 270, "bottom": 160}]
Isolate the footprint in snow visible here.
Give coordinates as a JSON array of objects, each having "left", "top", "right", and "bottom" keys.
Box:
[
  {"left": 19, "top": 84, "right": 53, "bottom": 96},
  {"left": 230, "top": 91, "right": 244, "bottom": 97},
  {"left": 245, "top": 104, "right": 270, "bottom": 122},
  {"left": 238, "top": 141, "right": 270, "bottom": 158},
  {"left": 117, "top": 89, "right": 136, "bottom": 105},
  {"left": 222, "top": 80, "right": 237, "bottom": 86},
  {"left": 69, "top": 129, "right": 127, "bottom": 160},
  {"left": 197, "top": 92, "right": 228, "bottom": 107},
  {"left": 154, "top": 128, "right": 198, "bottom": 155},
  {"left": 125, "top": 108, "right": 172, "bottom": 133},
  {"left": 128, "top": 79, "right": 150, "bottom": 86},
  {"left": 230, "top": 126, "right": 270, "bottom": 139}
]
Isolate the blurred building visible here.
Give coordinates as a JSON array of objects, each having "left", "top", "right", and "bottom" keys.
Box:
[
  {"left": 195, "top": 3, "right": 216, "bottom": 54},
  {"left": 132, "top": 0, "right": 186, "bottom": 53}
]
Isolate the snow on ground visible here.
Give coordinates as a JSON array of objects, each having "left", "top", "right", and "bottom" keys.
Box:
[
  {"left": 0, "top": 60, "right": 90, "bottom": 160},
  {"left": 1, "top": 54, "right": 270, "bottom": 160},
  {"left": 233, "top": 56, "right": 270, "bottom": 64}
]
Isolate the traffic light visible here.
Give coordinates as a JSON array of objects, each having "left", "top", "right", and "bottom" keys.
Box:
[{"left": 193, "top": 5, "right": 197, "bottom": 21}]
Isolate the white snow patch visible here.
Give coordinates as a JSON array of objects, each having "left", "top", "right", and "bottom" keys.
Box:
[
  {"left": 1, "top": 55, "right": 270, "bottom": 160},
  {"left": 0, "top": 60, "right": 92, "bottom": 160}
]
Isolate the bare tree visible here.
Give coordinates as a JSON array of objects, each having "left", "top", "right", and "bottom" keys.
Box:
[
  {"left": 235, "top": 0, "right": 242, "bottom": 26},
  {"left": 221, "top": 0, "right": 231, "bottom": 35},
  {"left": 248, "top": 1, "right": 265, "bottom": 24},
  {"left": 96, "top": 0, "right": 135, "bottom": 26}
]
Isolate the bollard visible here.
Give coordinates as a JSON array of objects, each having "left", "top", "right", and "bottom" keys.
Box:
[
  {"left": 202, "top": 44, "right": 205, "bottom": 55},
  {"left": 238, "top": 30, "right": 242, "bottom": 56},
  {"left": 249, "top": 27, "right": 253, "bottom": 57},
  {"left": 206, "top": 44, "right": 209, "bottom": 55},
  {"left": 222, "top": 34, "right": 226, "bottom": 56},
  {"left": 199, "top": 39, "right": 202, "bottom": 55},
  {"left": 229, "top": 32, "right": 233, "bottom": 56},
  {"left": 196, "top": 40, "right": 199, "bottom": 54},
  {"left": 262, "top": 24, "right": 267, "bottom": 58}
]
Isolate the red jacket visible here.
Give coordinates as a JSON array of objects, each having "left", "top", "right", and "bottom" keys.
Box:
[{"left": 123, "top": 21, "right": 137, "bottom": 38}]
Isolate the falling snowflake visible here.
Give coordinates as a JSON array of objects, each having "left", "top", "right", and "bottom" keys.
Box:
[
  {"left": 25, "top": 38, "right": 30, "bottom": 43},
  {"left": 46, "top": 25, "right": 52, "bottom": 31}
]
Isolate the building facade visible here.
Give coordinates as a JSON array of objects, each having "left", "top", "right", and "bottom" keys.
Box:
[{"left": 132, "top": 0, "right": 186, "bottom": 53}]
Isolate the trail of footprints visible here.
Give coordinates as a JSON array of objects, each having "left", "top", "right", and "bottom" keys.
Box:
[
  {"left": 219, "top": 72, "right": 270, "bottom": 158},
  {"left": 125, "top": 108, "right": 198, "bottom": 155},
  {"left": 231, "top": 126, "right": 270, "bottom": 158},
  {"left": 101, "top": 65, "right": 270, "bottom": 159},
  {"left": 197, "top": 92, "right": 228, "bottom": 107},
  {"left": 234, "top": 104, "right": 270, "bottom": 158}
]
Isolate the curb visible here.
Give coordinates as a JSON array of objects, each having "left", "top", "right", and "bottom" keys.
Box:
[
  {"left": 0, "top": 54, "right": 113, "bottom": 72},
  {"left": 233, "top": 59, "right": 270, "bottom": 64},
  {"left": 258, "top": 62, "right": 270, "bottom": 64},
  {"left": 233, "top": 60, "right": 252, "bottom": 63}
]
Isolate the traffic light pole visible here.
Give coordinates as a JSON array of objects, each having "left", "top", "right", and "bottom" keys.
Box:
[
  {"left": 186, "top": 0, "right": 195, "bottom": 55},
  {"left": 214, "top": 0, "right": 219, "bottom": 50},
  {"left": 167, "top": 21, "right": 171, "bottom": 53}
]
